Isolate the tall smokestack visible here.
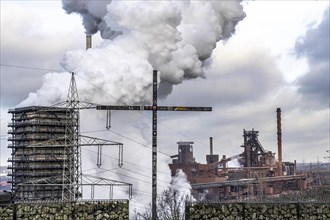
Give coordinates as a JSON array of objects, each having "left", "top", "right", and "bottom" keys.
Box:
[
  {"left": 206, "top": 137, "right": 218, "bottom": 164},
  {"left": 277, "top": 108, "right": 283, "bottom": 176},
  {"left": 86, "top": 35, "right": 92, "bottom": 50},
  {"left": 209, "top": 137, "right": 213, "bottom": 155}
]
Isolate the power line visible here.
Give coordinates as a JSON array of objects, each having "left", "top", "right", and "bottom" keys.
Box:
[
  {"left": 106, "top": 130, "right": 172, "bottom": 158},
  {"left": 2, "top": 63, "right": 198, "bottom": 209},
  {"left": 2, "top": 63, "right": 226, "bottom": 185},
  {"left": 73, "top": 71, "right": 213, "bottom": 152},
  {"left": 1, "top": 63, "right": 211, "bottom": 149},
  {"left": 0, "top": 63, "right": 60, "bottom": 72},
  {"left": 1, "top": 63, "right": 204, "bottom": 143},
  {"left": 1, "top": 64, "right": 224, "bottom": 190},
  {"left": 81, "top": 128, "right": 173, "bottom": 160},
  {"left": 89, "top": 166, "right": 167, "bottom": 190},
  {"left": 80, "top": 147, "right": 193, "bottom": 193},
  {"left": 85, "top": 166, "right": 176, "bottom": 197},
  {"left": 81, "top": 147, "right": 170, "bottom": 176},
  {"left": 80, "top": 146, "right": 193, "bottom": 193}
]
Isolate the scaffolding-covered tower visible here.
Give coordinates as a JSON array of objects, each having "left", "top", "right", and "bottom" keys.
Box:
[
  {"left": 6, "top": 73, "right": 133, "bottom": 203},
  {"left": 7, "top": 106, "right": 76, "bottom": 201}
]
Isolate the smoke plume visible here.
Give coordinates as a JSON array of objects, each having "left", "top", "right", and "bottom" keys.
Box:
[
  {"left": 17, "top": 1, "right": 246, "bottom": 214},
  {"left": 20, "top": 0, "right": 245, "bottom": 106},
  {"left": 171, "top": 169, "right": 193, "bottom": 199}
]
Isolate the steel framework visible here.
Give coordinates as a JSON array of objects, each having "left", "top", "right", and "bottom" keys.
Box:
[
  {"left": 7, "top": 72, "right": 132, "bottom": 202},
  {"left": 240, "top": 129, "right": 267, "bottom": 168}
]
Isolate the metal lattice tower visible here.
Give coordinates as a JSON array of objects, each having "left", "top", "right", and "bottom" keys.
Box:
[
  {"left": 57, "top": 72, "right": 132, "bottom": 201},
  {"left": 56, "top": 72, "right": 132, "bottom": 201},
  {"left": 62, "top": 72, "right": 81, "bottom": 200},
  {"left": 8, "top": 72, "right": 133, "bottom": 202},
  {"left": 7, "top": 73, "right": 83, "bottom": 201}
]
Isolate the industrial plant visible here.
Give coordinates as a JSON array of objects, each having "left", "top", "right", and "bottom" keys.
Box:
[
  {"left": 169, "top": 108, "right": 309, "bottom": 200},
  {"left": 2, "top": 88, "right": 329, "bottom": 219},
  {"left": 2, "top": 75, "right": 328, "bottom": 204},
  {"left": 1, "top": 36, "right": 328, "bottom": 220}
]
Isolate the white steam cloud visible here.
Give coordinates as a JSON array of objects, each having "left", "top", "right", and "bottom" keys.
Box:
[
  {"left": 16, "top": 1, "right": 246, "bottom": 214},
  {"left": 20, "top": 0, "right": 245, "bottom": 106},
  {"left": 171, "top": 169, "right": 193, "bottom": 199}
]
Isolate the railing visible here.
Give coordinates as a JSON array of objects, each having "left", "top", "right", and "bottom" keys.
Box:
[
  {"left": 8, "top": 157, "right": 66, "bottom": 162},
  {"left": 8, "top": 128, "right": 66, "bottom": 134},
  {"left": 8, "top": 120, "right": 68, "bottom": 127}
]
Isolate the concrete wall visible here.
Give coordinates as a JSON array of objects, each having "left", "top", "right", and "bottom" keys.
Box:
[
  {"left": 186, "top": 202, "right": 330, "bottom": 219},
  {"left": 0, "top": 200, "right": 128, "bottom": 220}
]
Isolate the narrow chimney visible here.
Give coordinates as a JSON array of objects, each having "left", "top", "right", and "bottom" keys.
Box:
[
  {"left": 86, "top": 35, "right": 92, "bottom": 50},
  {"left": 277, "top": 108, "right": 283, "bottom": 176},
  {"left": 209, "top": 137, "right": 213, "bottom": 155}
]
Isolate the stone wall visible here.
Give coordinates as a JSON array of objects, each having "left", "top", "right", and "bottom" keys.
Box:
[
  {"left": 186, "top": 202, "right": 330, "bottom": 219},
  {"left": 0, "top": 200, "right": 128, "bottom": 220},
  {"left": 0, "top": 205, "right": 13, "bottom": 220}
]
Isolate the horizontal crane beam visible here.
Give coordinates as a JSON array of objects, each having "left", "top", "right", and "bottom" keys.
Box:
[{"left": 96, "top": 105, "right": 212, "bottom": 112}]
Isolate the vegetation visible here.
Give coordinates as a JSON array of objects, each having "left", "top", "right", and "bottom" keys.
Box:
[{"left": 133, "top": 186, "right": 194, "bottom": 220}]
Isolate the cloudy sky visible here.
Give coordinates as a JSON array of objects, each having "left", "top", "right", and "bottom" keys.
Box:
[{"left": 0, "top": 0, "right": 329, "bottom": 212}]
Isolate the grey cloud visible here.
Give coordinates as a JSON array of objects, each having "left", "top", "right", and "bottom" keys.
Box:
[
  {"left": 294, "top": 7, "right": 330, "bottom": 107},
  {"left": 162, "top": 48, "right": 284, "bottom": 108},
  {"left": 1, "top": 49, "right": 60, "bottom": 107},
  {"left": 0, "top": 67, "right": 44, "bottom": 107},
  {"left": 0, "top": 7, "right": 86, "bottom": 107},
  {"left": 157, "top": 47, "right": 286, "bottom": 162},
  {"left": 1, "top": 41, "right": 66, "bottom": 107}
]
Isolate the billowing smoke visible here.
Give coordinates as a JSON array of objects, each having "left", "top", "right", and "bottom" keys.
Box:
[
  {"left": 171, "top": 169, "right": 193, "bottom": 199},
  {"left": 62, "top": 0, "right": 120, "bottom": 39},
  {"left": 20, "top": 0, "right": 245, "bottom": 106},
  {"left": 17, "top": 1, "right": 246, "bottom": 215}
]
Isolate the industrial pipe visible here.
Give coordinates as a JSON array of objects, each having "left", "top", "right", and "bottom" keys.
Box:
[
  {"left": 277, "top": 108, "right": 283, "bottom": 176},
  {"left": 86, "top": 35, "right": 92, "bottom": 50},
  {"left": 209, "top": 137, "right": 213, "bottom": 155}
]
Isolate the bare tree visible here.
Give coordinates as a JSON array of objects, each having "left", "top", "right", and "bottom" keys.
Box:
[{"left": 133, "top": 187, "right": 193, "bottom": 220}]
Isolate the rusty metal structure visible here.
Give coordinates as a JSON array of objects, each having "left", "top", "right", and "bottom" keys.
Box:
[
  {"left": 239, "top": 129, "right": 275, "bottom": 168},
  {"left": 277, "top": 108, "right": 283, "bottom": 176},
  {"left": 169, "top": 109, "right": 307, "bottom": 200}
]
